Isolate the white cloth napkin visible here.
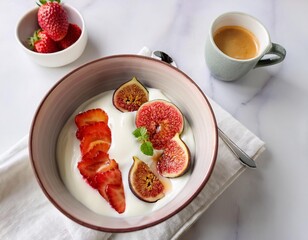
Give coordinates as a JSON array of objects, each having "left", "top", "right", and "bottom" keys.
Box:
[{"left": 0, "top": 48, "right": 265, "bottom": 240}]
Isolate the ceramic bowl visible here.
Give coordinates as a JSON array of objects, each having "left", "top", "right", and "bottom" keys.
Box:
[
  {"left": 16, "top": 4, "right": 87, "bottom": 67},
  {"left": 29, "top": 55, "right": 218, "bottom": 232}
]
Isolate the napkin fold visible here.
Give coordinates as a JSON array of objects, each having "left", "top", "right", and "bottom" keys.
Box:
[{"left": 0, "top": 48, "right": 265, "bottom": 240}]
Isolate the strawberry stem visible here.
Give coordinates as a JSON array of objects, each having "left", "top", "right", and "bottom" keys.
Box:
[
  {"left": 37, "top": 0, "right": 61, "bottom": 6},
  {"left": 28, "top": 29, "right": 41, "bottom": 50}
]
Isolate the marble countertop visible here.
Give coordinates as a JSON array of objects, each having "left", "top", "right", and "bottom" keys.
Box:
[{"left": 1, "top": 0, "right": 307, "bottom": 239}]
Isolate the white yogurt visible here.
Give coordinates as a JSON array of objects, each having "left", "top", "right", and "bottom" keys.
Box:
[{"left": 56, "top": 88, "right": 195, "bottom": 217}]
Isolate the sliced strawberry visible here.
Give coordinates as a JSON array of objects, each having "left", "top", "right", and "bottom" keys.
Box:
[
  {"left": 76, "top": 121, "right": 111, "bottom": 140},
  {"left": 106, "top": 184, "right": 126, "bottom": 214},
  {"left": 81, "top": 143, "right": 111, "bottom": 159},
  {"left": 77, "top": 151, "right": 112, "bottom": 188},
  {"left": 75, "top": 108, "right": 109, "bottom": 129},
  {"left": 80, "top": 138, "right": 111, "bottom": 157},
  {"left": 74, "top": 107, "right": 125, "bottom": 213},
  {"left": 80, "top": 129, "right": 112, "bottom": 156},
  {"left": 96, "top": 168, "right": 123, "bottom": 201},
  {"left": 96, "top": 159, "right": 118, "bottom": 174}
]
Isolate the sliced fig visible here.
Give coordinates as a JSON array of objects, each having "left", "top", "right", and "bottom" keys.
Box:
[
  {"left": 129, "top": 156, "right": 165, "bottom": 202},
  {"left": 157, "top": 133, "right": 191, "bottom": 178},
  {"left": 135, "top": 99, "right": 184, "bottom": 150},
  {"left": 113, "top": 77, "right": 149, "bottom": 112}
]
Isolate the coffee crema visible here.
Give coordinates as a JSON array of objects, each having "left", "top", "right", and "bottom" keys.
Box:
[{"left": 213, "top": 25, "right": 259, "bottom": 60}]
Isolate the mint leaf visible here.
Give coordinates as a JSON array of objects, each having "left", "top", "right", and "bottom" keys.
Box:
[
  {"left": 133, "top": 127, "right": 149, "bottom": 142},
  {"left": 141, "top": 141, "right": 154, "bottom": 156},
  {"left": 133, "top": 127, "right": 154, "bottom": 156},
  {"left": 139, "top": 126, "right": 147, "bottom": 137},
  {"left": 132, "top": 128, "right": 142, "bottom": 138}
]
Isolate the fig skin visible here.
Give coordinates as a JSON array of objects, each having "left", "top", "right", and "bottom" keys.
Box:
[
  {"left": 129, "top": 156, "right": 165, "bottom": 203},
  {"left": 135, "top": 99, "right": 184, "bottom": 150},
  {"left": 157, "top": 133, "right": 191, "bottom": 178},
  {"left": 113, "top": 77, "right": 149, "bottom": 112}
]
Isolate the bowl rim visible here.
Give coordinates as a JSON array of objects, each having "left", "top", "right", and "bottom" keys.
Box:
[{"left": 29, "top": 54, "right": 218, "bottom": 232}]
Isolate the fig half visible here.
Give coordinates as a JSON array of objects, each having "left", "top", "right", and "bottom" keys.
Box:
[
  {"left": 129, "top": 156, "right": 165, "bottom": 202},
  {"left": 135, "top": 99, "right": 184, "bottom": 150},
  {"left": 157, "top": 133, "right": 191, "bottom": 178},
  {"left": 113, "top": 77, "right": 149, "bottom": 112}
]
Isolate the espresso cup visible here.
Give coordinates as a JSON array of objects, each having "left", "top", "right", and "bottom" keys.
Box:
[{"left": 205, "top": 12, "right": 286, "bottom": 81}]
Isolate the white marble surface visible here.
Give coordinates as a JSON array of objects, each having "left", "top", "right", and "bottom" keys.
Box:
[{"left": 1, "top": 0, "right": 308, "bottom": 239}]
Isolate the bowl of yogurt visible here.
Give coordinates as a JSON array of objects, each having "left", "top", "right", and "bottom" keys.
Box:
[{"left": 29, "top": 55, "right": 218, "bottom": 232}]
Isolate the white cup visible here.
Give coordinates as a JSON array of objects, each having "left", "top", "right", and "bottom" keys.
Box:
[{"left": 205, "top": 12, "right": 286, "bottom": 81}]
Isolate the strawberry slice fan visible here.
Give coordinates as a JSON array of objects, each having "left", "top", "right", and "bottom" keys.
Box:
[{"left": 74, "top": 108, "right": 126, "bottom": 214}]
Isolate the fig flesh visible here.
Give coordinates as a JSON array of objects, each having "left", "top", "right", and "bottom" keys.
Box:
[
  {"left": 157, "top": 133, "right": 191, "bottom": 178},
  {"left": 135, "top": 100, "right": 184, "bottom": 150},
  {"left": 129, "top": 156, "right": 165, "bottom": 202},
  {"left": 113, "top": 77, "right": 149, "bottom": 112}
]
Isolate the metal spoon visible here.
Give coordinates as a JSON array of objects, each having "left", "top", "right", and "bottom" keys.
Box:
[
  {"left": 217, "top": 128, "right": 256, "bottom": 168},
  {"left": 154, "top": 50, "right": 256, "bottom": 168}
]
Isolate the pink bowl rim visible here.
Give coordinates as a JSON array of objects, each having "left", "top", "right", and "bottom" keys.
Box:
[{"left": 29, "top": 54, "right": 218, "bottom": 232}]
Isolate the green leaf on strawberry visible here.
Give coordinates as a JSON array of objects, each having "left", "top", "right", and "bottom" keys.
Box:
[
  {"left": 28, "top": 29, "right": 59, "bottom": 53},
  {"left": 37, "top": 0, "right": 61, "bottom": 5}
]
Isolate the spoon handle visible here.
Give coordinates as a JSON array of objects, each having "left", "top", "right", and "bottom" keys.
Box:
[{"left": 218, "top": 128, "right": 257, "bottom": 168}]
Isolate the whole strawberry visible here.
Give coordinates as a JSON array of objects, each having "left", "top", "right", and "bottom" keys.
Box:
[
  {"left": 37, "top": 0, "right": 69, "bottom": 41},
  {"left": 58, "top": 23, "right": 82, "bottom": 49},
  {"left": 29, "top": 29, "right": 60, "bottom": 53}
]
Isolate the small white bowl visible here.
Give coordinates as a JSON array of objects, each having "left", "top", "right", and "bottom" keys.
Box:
[{"left": 16, "top": 4, "right": 87, "bottom": 67}]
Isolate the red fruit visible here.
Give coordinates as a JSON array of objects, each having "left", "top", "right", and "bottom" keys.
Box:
[
  {"left": 75, "top": 108, "right": 109, "bottom": 129},
  {"left": 76, "top": 122, "right": 110, "bottom": 140},
  {"left": 77, "top": 151, "right": 117, "bottom": 188},
  {"left": 29, "top": 29, "right": 59, "bottom": 53},
  {"left": 81, "top": 143, "right": 111, "bottom": 159},
  {"left": 113, "top": 77, "right": 149, "bottom": 112},
  {"left": 157, "top": 133, "right": 191, "bottom": 178},
  {"left": 106, "top": 184, "right": 126, "bottom": 214},
  {"left": 129, "top": 156, "right": 165, "bottom": 202},
  {"left": 80, "top": 139, "right": 110, "bottom": 158},
  {"left": 80, "top": 129, "right": 112, "bottom": 156},
  {"left": 37, "top": 0, "right": 69, "bottom": 41},
  {"left": 74, "top": 107, "right": 125, "bottom": 213},
  {"left": 96, "top": 168, "right": 123, "bottom": 201},
  {"left": 97, "top": 159, "right": 119, "bottom": 174},
  {"left": 58, "top": 23, "right": 82, "bottom": 49},
  {"left": 135, "top": 100, "right": 184, "bottom": 149}
]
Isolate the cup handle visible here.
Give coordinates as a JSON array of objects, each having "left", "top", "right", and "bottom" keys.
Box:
[{"left": 255, "top": 43, "right": 286, "bottom": 68}]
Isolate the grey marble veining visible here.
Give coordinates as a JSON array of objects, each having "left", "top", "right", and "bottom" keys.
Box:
[{"left": 1, "top": 0, "right": 308, "bottom": 239}]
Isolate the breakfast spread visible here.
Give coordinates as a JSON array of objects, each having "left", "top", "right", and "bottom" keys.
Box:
[
  {"left": 29, "top": 0, "right": 81, "bottom": 53},
  {"left": 57, "top": 77, "right": 195, "bottom": 216}
]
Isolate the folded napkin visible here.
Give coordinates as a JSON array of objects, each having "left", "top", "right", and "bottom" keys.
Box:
[{"left": 0, "top": 48, "right": 265, "bottom": 240}]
